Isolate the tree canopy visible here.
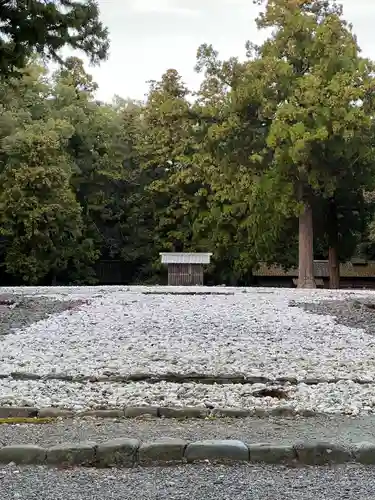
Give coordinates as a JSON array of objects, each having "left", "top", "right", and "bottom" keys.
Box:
[{"left": 0, "top": 0, "right": 375, "bottom": 287}]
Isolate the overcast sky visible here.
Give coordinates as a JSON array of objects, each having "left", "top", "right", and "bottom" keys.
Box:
[{"left": 80, "top": 0, "right": 375, "bottom": 102}]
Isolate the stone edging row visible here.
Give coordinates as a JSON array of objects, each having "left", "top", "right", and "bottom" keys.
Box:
[
  {"left": 2, "top": 372, "right": 375, "bottom": 386},
  {"left": 2, "top": 439, "right": 375, "bottom": 468},
  {"left": 0, "top": 405, "right": 324, "bottom": 419}
]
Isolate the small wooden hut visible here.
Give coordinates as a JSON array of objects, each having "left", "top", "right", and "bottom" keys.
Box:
[{"left": 160, "top": 252, "right": 212, "bottom": 286}]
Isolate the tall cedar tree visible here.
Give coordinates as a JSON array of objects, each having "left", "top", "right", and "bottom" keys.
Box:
[{"left": 254, "top": 0, "right": 375, "bottom": 287}]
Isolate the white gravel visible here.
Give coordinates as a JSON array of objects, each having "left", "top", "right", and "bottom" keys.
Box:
[
  {"left": 1, "top": 286, "right": 375, "bottom": 413},
  {"left": 0, "top": 378, "right": 375, "bottom": 415},
  {"left": 1, "top": 286, "right": 375, "bottom": 380}
]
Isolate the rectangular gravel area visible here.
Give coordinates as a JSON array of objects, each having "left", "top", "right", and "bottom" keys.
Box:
[
  {"left": 3, "top": 286, "right": 375, "bottom": 417},
  {"left": 2, "top": 286, "right": 375, "bottom": 383}
]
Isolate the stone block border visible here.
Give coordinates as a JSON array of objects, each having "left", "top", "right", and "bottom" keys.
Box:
[
  {"left": 0, "top": 405, "right": 321, "bottom": 420},
  {"left": 1, "top": 438, "right": 375, "bottom": 467}
]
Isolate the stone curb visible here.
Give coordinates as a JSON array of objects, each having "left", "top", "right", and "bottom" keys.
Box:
[
  {"left": 2, "top": 371, "right": 374, "bottom": 386},
  {"left": 0, "top": 405, "right": 322, "bottom": 420},
  {"left": 0, "top": 439, "right": 375, "bottom": 467}
]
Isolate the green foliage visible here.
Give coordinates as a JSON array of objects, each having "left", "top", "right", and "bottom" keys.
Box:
[
  {"left": 51, "top": 58, "right": 131, "bottom": 262},
  {"left": 192, "top": 41, "right": 299, "bottom": 275},
  {"left": 1, "top": 1, "right": 375, "bottom": 286},
  {"left": 135, "top": 70, "right": 203, "bottom": 260},
  {"left": 0, "top": 0, "right": 109, "bottom": 76},
  {"left": 254, "top": 0, "right": 375, "bottom": 194},
  {"left": 0, "top": 119, "right": 87, "bottom": 283},
  {"left": 0, "top": 60, "right": 108, "bottom": 284},
  {"left": 235, "top": 0, "right": 375, "bottom": 276}
]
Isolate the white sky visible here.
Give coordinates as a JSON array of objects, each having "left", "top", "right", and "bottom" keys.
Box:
[{"left": 76, "top": 0, "right": 375, "bottom": 102}]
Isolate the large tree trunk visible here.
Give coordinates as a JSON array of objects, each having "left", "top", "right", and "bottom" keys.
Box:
[
  {"left": 328, "top": 199, "right": 340, "bottom": 289},
  {"left": 298, "top": 185, "right": 316, "bottom": 288}
]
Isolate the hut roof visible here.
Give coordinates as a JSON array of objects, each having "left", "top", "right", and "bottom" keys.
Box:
[{"left": 160, "top": 253, "right": 212, "bottom": 265}]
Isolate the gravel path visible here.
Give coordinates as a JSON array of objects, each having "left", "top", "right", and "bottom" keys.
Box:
[
  {"left": 1, "top": 464, "right": 375, "bottom": 500},
  {"left": 2, "top": 415, "right": 375, "bottom": 447},
  {"left": 2, "top": 286, "right": 375, "bottom": 414}
]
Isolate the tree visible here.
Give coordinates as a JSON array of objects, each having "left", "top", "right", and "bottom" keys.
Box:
[
  {"left": 0, "top": 58, "right": 106, "bottom": 284},
  {"left": 51, "top": 57, "right": 132, "bottom": 273},
  {"left": 1, "top": 10, "right": 375, "bottom": 288},
  {"left": 136, "top": 70, "right": 203, "bottom": 258},
  {"left": 0, "top": 57, "right": 154, "bottom": 285},
  {"left": 309, "top": 186, "right": 368, "bottom": 287},
  {"left": 253, "top": 0, "right": 375, "bottom": 287},
  {"left": 0, "top": 118, "right": 87, "bottom": 283},
  {"left": 193, "top": 44, "right": 300, "bottom": 278},
  {"left": 0, "top": 0, "right": 109, "bottom": 76}
]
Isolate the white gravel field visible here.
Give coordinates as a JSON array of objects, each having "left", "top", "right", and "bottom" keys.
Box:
[{"left": 1, "top": 286, "right": 375, "bottom": 413}]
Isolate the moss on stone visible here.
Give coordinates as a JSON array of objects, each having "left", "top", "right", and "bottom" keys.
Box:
[{"left": 0, "top": 417, "right": 56, "bottom": 424}]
